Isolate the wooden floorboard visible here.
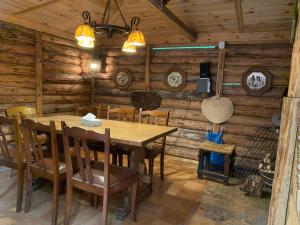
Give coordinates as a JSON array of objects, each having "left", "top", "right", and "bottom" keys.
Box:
[{"left": 0, "top": 156, "right": 269, "bottom": 225}]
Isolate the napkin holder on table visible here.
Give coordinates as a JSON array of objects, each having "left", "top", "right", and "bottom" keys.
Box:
[{"left": 80, "top": 113, "right": 102, "bottom": 127}]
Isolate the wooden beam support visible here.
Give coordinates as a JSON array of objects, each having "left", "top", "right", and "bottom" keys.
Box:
[
  {"left": 35, "top": 31, "right": 43, "bottom": 116},
  {"left": 139, "top": 0, "right": 197, "bottom": 41},
  {"left": 13, "top": 0, "right": 64, "bottom": 15},
  {"left": 145, "top": 44, "right": 151, "bottom": 91},
  {"left": 268, "top": 98, "right": 298, "bottom": 225},
  {"left": 91, "top": 78, "right": 95, "bottom": 105},
  {"left": 234, "top": 0, "right": 244, "bottom": 33},
  {"left": 268, "top": 5, "right": 300, "bottom": 225},
  {"left": 216, "top": 41, "right": 226, "bottom": 97}
]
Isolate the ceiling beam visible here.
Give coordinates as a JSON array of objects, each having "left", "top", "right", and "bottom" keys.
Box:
[
  {"left": 0, "top": 12, "right": 73, "bottom": 40},
  {"left": 13, "top": 0, "right": 64, "bottom": 15},
  {"left": 139, "top": 0, "right": 197, "bottom": 42},
  {"left": 234, "top": 0, "right": 244, "bottom": 33}
]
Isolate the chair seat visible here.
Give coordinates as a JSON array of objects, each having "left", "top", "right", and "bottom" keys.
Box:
[
  {"left": 31, "top": 158, "right": 66, "bottom": 173},
  {"left": 73, "top": 162, "right": 137, "bottom": 188},
  {"left": 0, "top": 148, "right": 26, "bottom": 162},
  {"left": 37, "top": 133, "right": 48, "bottom": 145},
  {"left": 199, "top": 141, "right": 236, "bottom": 155},
  {"left": 145, "top": 142, "right": 163, "bottom": 159},
  {"left": 9, "top": 148, "right": 26, "bottom": 162}
]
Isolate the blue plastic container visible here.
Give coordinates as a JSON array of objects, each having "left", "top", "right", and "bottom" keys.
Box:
[{"left": 205, "top": 131, "right": 224, "bottom": 168}]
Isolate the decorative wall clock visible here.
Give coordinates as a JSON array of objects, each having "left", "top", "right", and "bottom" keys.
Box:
[
  {"left": 164, "top": 67, "right": 187, "bottom": 91},
  {"left": 113, "top": 68, "right": 132, "bottom": 89},
  {"left": 242, "top": 66, "right": 272, "bottom": 96}
]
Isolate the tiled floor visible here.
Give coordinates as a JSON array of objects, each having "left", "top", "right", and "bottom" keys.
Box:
[{"left": 0, "top": 156, "right": 270, "bottom": 225}]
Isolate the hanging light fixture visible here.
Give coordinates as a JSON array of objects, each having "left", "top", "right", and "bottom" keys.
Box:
[
  {"left": 127, "top": 17, "right": 145, "bottom": 47},
  {"left": 75, "top": 0, "right": 145, "bottom": 50},
  {"left": 75, "top": 16, "right": 95, "bottom": 48},
  {"left": 122, "top": 40, "right": 136, "bottom": 53}
]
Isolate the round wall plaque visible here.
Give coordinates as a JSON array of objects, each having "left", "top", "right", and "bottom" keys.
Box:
[
  {"left": 113, "top": 68, "right": 132, "bottom": 89},
  {"left": 164, "top": 67, "right": 187, "bottom": 91},
  {"left": 242, "top": 66, "right": 272, "bottom": 96}
]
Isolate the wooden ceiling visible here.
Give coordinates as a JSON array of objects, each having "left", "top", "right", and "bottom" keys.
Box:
[{"left": 0, "top": 0, "right": 295, "bottom": 44}]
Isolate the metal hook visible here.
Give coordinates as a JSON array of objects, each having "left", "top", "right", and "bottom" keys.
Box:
[
  {"left": 82, "top": 11, "right": 91, "bottom": 25},
  {"left": 130, "top": 17, "right": 140, "bottom": 30}
]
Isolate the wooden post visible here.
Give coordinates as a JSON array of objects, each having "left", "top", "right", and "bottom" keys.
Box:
[
  {"left": 268, "top": 4, "right": 300, "bottom": 225},
  {"left": 216, "top": 41, "right": 226, "bottom": 97},
  {"left": 268, "top": 98, "right": 299, "bottom": 225},
  {"left": 35, "top": 31, "right": 43, "bottom": 116},
  {"left": 145, "top": 44, "right": 151, "bottom": 91},
  {"left": 91, "top": 78, "right": 95, "bottom": 105},
  {"left": 234, "top": 0, "right": 244, "bottom": 33}
]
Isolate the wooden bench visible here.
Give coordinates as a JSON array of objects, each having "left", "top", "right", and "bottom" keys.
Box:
[{"left": 197, "top": 141, "right": 236, "bottom": 185}]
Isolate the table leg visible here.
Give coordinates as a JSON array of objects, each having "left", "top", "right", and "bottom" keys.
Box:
[
  {"left": 198, "top": 150, "right": 205, "bottom": 179},
  {"left": 224, "top": 154, "right": 230, "bottom": 185},
  {"left": 116, "top": 146, "right": 151, "bottom": 220},
  {"left": 205, "top": 152, "right": 211, "bottom": 171}
]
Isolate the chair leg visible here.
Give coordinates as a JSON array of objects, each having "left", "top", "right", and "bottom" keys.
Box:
[
  {"left": 16, "top": 168, "right": 24, "bottom": 212},
  {"left": 127, "top": 154, "right": 130, "bottom": 168},
  {"left": 224, "top": 154, "right": 230, "bottom": 185},
  {"left": 160, "top": 151, "right": 165, "bottom": 181},
  {"left": 52, "top": 178, "right": 60, "bottom": 225},
  {"left": 148, "top": 157, "right": 154, "bottom": 178},
  {"left": 64, "top": 182, "right": 73, "bottom": 225},
  {"left": 112, "top": 149, "right": 118, "bottom": 165},
  {"left": 24, "top": 170, "right": 32, "bottom": 213},
  {"left": 130, "top": 181, "right": 138, "bottom": 222},
  {"left": 102, "top": 193, "right": 109, "bottom": 225},
  {"left": 118, "top": 152, "right": 123, "bottom": 167}
]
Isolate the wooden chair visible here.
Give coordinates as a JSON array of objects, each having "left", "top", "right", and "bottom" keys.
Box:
[
  {"left": 6, "top": 106, "right": 37, "bottom": 118},
  {"left": 107, "top": 106, "right": 135, "bottom": 166},
  {"left": 0, "top": 115, "right": 25, "bottom": 212},
  {"left": 139, "top": 109, "right": 170, "bottom": 181},
  {"left": 6, "top": 106, "right": 48, "bottom": 145},
  {"left": 21, "top": 119, "right": 66, "bottom": 225},
  {"left": 61, "top": 122, "right": 138, "bottom": 225},
  {"left": 106, "top": 106, "right": 135, "bottom": 122},
  {"left": 75, "top": 104, "right": 101, "bottom": 118}
]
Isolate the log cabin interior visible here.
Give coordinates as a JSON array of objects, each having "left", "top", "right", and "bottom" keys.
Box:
[{"left": 0, "top": 0, "right": 299, "bottom": 225}]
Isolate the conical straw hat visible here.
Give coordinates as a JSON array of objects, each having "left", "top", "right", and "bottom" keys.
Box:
[{"left": 201, "top": 96, "right": 234, "bottom": 124}]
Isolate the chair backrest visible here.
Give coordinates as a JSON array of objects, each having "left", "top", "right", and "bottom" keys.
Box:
[
  {"left": 75, "top": 104, "right": 101, "bottom": 118},
  {"left": 61, "top": 121, "right": 110, "bottom": 188},
  {"left": 21, "top": 119, "right": 58, "bottom": 172},
  {"left": 107, "top": 106, "right": 135, "bottom": 122},
  {"left": 0, "top": 116, "right": 18, "bottom": 163},
  {"left": 6, "top": 106, "right": 37, "bottom": 119},
  {"left": 138, "top": 109, "right": 170, "bottom": 126},
  {"left": 138, "top": 109, "right": 170, "bottom": 145}
]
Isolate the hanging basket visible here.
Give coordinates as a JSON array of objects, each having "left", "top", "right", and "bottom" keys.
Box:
[
  {"left": 131, "top": 91, "right": 162, "bottom": 111},
  {"left": 201, "top": 96, "right": 234, "bottom": 124}
]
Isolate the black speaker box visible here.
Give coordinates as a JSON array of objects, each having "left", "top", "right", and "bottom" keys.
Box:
[{"left": 200, "top": 62, "right": 210, "bottom": 78}]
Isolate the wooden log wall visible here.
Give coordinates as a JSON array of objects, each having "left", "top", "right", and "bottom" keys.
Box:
[
  {"left": 94, "top": 43, "right": 292, "bottom": 162},
  {"left": 0, "top": 21, "right": 92, "bottom": 116},
  {"left": 0, "top": 21, "right": 37, "bottom": 114}
]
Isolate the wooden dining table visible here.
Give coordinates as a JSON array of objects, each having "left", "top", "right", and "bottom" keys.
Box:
[{"left": 33, "top": 115, "right": 177, "bottom": 219}]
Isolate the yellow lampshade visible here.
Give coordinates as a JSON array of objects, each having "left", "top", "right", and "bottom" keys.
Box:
[
  {"left": 75, "top": 24, "right": 95, "bottom": 48},
  {"left": 122, "top": 40, "right": 137, "bottom": 53},
  {"left": 127, "top": 30, "right": 145, "bottom": 46},
  {"left": 77, "top": 39, "right": 94, "bottom": 48}
]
